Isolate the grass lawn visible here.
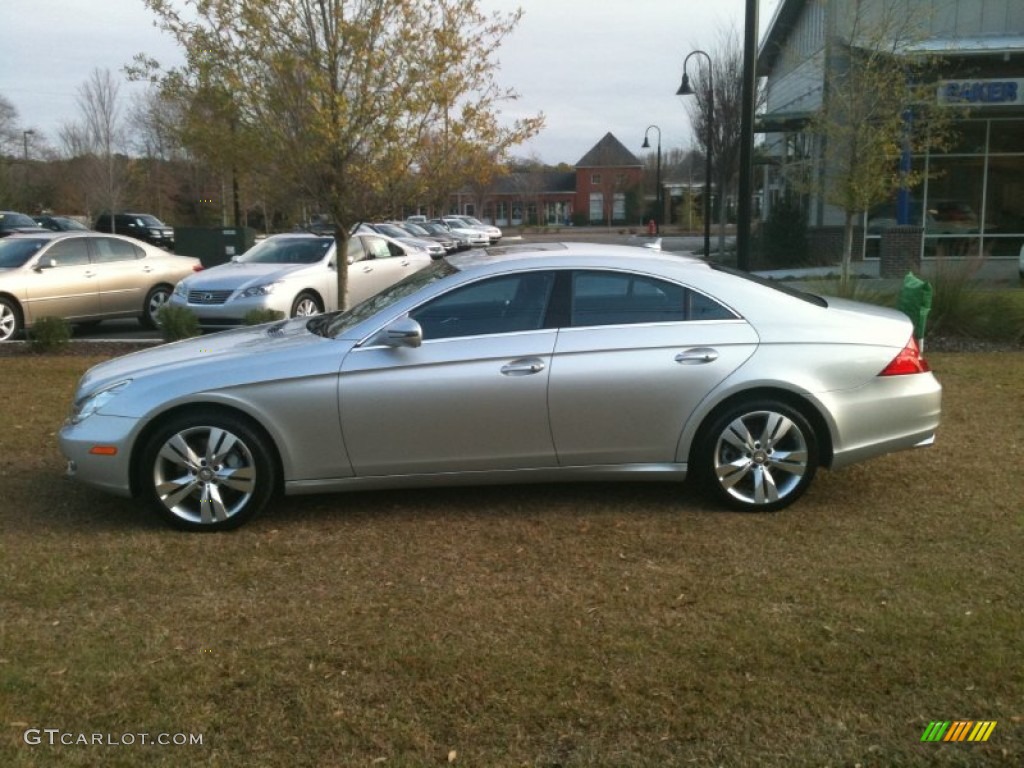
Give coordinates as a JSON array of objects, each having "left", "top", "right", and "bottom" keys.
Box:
[{"left": 1, "top": 351, "right": 1021, "bottom": 766}]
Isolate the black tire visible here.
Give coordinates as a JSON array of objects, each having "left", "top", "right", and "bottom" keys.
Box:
[
  {"left": 139, "top": 410, "right": 277, "bottom": 531},
  {"left": 694, "top": 398, "right": 818, "bottom": 512},
  {"left": 290, "top": 291, "right": 323, "bottom": 318},
  {"left": 0, "top": 297, "right": 23, "bottom": 342},
  {"left": 140, "top": 285, "right": 173, "bottom": 329}
]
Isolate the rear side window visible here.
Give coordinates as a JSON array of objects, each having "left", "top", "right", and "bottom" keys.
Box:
[
  {"left": 92, "top": 237, "right": 143, "bottom": 263},
  {"left": 569, "top": 271, "right": 736, "bottom": 327}
]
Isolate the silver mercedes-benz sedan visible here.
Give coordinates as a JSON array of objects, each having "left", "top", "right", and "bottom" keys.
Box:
[{"left": 59, "top": 243, "right": 941, "bottom": 531}]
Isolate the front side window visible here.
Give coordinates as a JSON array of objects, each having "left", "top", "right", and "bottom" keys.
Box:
[
  {"left": 410, "top": 271, "right": 555, "bottom": 340},
  {"left": 44, "top": 238, "right": 91, "bottom": 267}
]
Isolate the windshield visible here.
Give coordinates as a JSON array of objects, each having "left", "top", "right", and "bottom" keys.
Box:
[
  {"left": 323, "top": 258, "right": 459, "bottom": 337},
  {"left": 462, "top": 216, "right": 484, "bottom": 226},
  {"left": 0, "top": 237, "right": 47, "bottom": 268},
  {"left": 374, "top": 223, "right": 410, "bottom": 239},
  {"left": 137, "top": 214, "right": 168, "bottom": 228},
  {"left": 239, "top": 237, "right": 333, "bottom": 265},
  {"left": 402, "top": 223, "right": 429, "bottom": 236},
  {"left": 1, "top": 212, "right": 39, "bottom": 229}
]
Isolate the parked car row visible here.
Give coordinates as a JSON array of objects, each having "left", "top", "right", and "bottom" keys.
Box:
[{"left": 1, "top": 211, "right": 501, "bottom": 339}]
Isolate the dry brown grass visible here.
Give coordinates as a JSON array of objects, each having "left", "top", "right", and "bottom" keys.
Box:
[{"left": 1, "top": 352, "right": 1022, "bottom": 766}]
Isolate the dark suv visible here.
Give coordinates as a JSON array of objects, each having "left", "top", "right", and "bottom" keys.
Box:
[{"left": 93, "top": 212, "right": 175, "bottom": 250}]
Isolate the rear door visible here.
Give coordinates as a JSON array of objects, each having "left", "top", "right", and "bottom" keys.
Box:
[
  {"left": 548, "top": 269, "right": 759, "bottom": 466},
  {"left": 90, "top": 236, "right": 149, "bottom": 315}
]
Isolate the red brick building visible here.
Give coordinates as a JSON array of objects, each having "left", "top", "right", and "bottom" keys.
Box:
[{"left": 451, "top": 133, "right": 644, "bottom": 226}]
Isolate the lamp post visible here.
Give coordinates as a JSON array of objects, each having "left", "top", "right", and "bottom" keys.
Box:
[
  {"left": 641, "top": 125, "right": 662, "bottom": 235},
  {"left": 677, "top": 50, "right": 713, "bottom": 259}
]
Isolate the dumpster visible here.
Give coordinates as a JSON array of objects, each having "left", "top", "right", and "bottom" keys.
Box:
[{"left": 175, "top": 227, "right": 257, "bottom": 268}]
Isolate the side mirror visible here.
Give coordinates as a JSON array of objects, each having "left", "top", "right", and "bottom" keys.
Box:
[
  {"left": 34, "top": 258, "right": 57, "bottom": 271},
  {"left": 372, "top": 316, "right": 423, "bottom": 348}
]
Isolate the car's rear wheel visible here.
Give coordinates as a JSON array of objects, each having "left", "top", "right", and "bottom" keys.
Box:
[
  {"left": 141, "top": 285, "right": 172, "bottom": 329},
  {"left": 291, "top": 292, "right": 322, "bottom": 318},
  {"left": 0, "top": 297, "right": 23, "bottom": 342},
  {"left": 140, "top": 410, "right": 276, "bottom": 531},
  {"left": 696, "top": 399, "right": 818, "bottom": 512}
]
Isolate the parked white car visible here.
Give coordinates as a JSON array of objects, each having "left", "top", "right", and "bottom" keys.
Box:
[
  {"left": 433, "top": 218, "right": 489, "bottom": 248},
  {"left": 447, "top": 215, "right": 502, "bottom": 244},
  {"left": 168, "top": 232, "right": 431, "bottom": 328}
]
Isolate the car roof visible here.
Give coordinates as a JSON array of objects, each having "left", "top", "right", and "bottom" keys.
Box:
[{"left": 448, "top": 241, "right": 707, "bottom": 271}]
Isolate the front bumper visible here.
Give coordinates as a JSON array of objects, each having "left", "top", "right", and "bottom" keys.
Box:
[
  {"left": 59, "top": 414, "right": 139, "bottom": 498},
  {"left": 168, "top": 293, "right": 292, "bottom": 328}
]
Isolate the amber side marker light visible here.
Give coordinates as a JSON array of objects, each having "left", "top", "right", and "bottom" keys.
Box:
[
  {"left": 88, "top": 446, "right": 119, "bottom": 456},
  {"left": 879, "top": 336, "right": 931, "bottom": 376}
]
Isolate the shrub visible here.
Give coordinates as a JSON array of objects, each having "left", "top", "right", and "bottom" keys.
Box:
[
  {"left": 156, "top": 305, "right": 201, "bottom": 342},
  {"left": 243, "top": 308, "right": 286, "bottom": 325},
  {"left": 754, "top": 196, "right": 808, "bottom": 269},
  {"left": 27, "top": 316, "right": 71, "bottom": 353}
]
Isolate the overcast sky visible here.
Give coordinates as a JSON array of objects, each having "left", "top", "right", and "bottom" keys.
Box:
[{"left": 1, "top": 0, "right": 780, "bottom": 165}]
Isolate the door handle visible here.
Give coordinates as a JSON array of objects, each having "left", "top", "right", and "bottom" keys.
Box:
[
  {"left": 500, "top": 358, "right": 546, "bottom": 376},
  {"left": 361, "top": 266, "right": 373, "bottom": 272},
  {"left": 675, "top": 348, "right": 719, "bottom": 364}
]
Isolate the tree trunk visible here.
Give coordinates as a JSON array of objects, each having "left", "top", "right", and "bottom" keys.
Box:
[
  {"left": 841, "top": 211, "right": 855, "bottom": 292},
  {"left": 334, "top": 224, "right": 350, "bottom": 311}
]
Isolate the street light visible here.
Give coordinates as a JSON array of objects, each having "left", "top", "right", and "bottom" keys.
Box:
[
  {"left": 677, "top": 50, "right": 713, "bottom": 259},
  {"left": 22, "top": 129, "right": 34, "bottom": 163},
  {"left": 641, "top": 125, "right": 662, "bottom": 234}
]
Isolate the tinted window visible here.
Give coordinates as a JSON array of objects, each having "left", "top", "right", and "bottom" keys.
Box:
[
  {"left": 570, "top": 271, "right": 737, "bottom": 326},
  {"left": 571, "top": 271, "right": 685, "bottom": 326},
  {"left": 92, "top": 237, "right": 143, "bottom": 263},
  {"left": 410, "top": 272, "right": 555, "bottom": 340},
  {"left": 45, "top": 239, "right": 91, "bottom": 267}
]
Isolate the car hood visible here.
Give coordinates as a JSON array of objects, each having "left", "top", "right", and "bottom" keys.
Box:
[
  {"left": 77, "top": 318, "right": 343, "bottom": 400},
  {"left": 179, "top": 261, "right": 319, "bottom": 290}
]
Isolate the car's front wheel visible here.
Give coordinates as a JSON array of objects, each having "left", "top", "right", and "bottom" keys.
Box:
[
  {"left": 140, "top": 410, "right": 277, "bottom": 531},
  {"left": 695, "top": 399, "right": 818, "bottom": 512},
  {"left": 290, "top": 292, "right": 323, "bottom": 318},
  {"left": 141, "top": 285, "right": 173, "bottom": 329},
  {"left": 0, "top": 297, "right": 23, "bottom": 342}
]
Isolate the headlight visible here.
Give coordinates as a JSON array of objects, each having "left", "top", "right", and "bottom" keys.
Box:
[
  {"left": 68, "top": 380, "right": 132, "bottom": 425},
  {"left": 236, "top": 282, "right": 279, "bottom": 299},
  {"left": 173, "top": 281, "right": 188, "bottom": 297}
]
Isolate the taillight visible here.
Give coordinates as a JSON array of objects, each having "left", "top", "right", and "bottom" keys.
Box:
[
  {"left": 192, "top": 264, "right": 204, "bottom": 272},
  {"left": 879, "top": 336, "right": 931, "bottom": 376}
]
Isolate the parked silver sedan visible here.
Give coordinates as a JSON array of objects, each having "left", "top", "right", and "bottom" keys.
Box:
[
  {"left": 59, "top": 243, "right": 941, "bottom": 531},
  {"left": 167, "top": 232, "right": 432, "bottom": 328},
  {"left": 0, "top": 231, "right": 200, "bottom": 341}
]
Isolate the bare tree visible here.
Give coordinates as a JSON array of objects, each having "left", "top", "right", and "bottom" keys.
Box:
[{"left": 64, "top": 68, "right": 131, "bottom": 223}]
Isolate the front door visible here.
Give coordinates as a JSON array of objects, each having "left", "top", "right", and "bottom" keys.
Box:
[{"left": 338, "top": 271, "right": 558, "bottom": 476}]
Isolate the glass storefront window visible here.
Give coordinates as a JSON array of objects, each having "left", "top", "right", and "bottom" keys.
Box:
[
  {"left": 940, "top": 120, "right": 987, "bottom": 155},
  {"left": 988, "top": 120, "right": 1024, "bottom": 154}
]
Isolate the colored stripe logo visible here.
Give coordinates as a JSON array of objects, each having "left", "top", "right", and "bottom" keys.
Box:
[{"left": 921, "top": 721, "right": 997, "bottom": 742}]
